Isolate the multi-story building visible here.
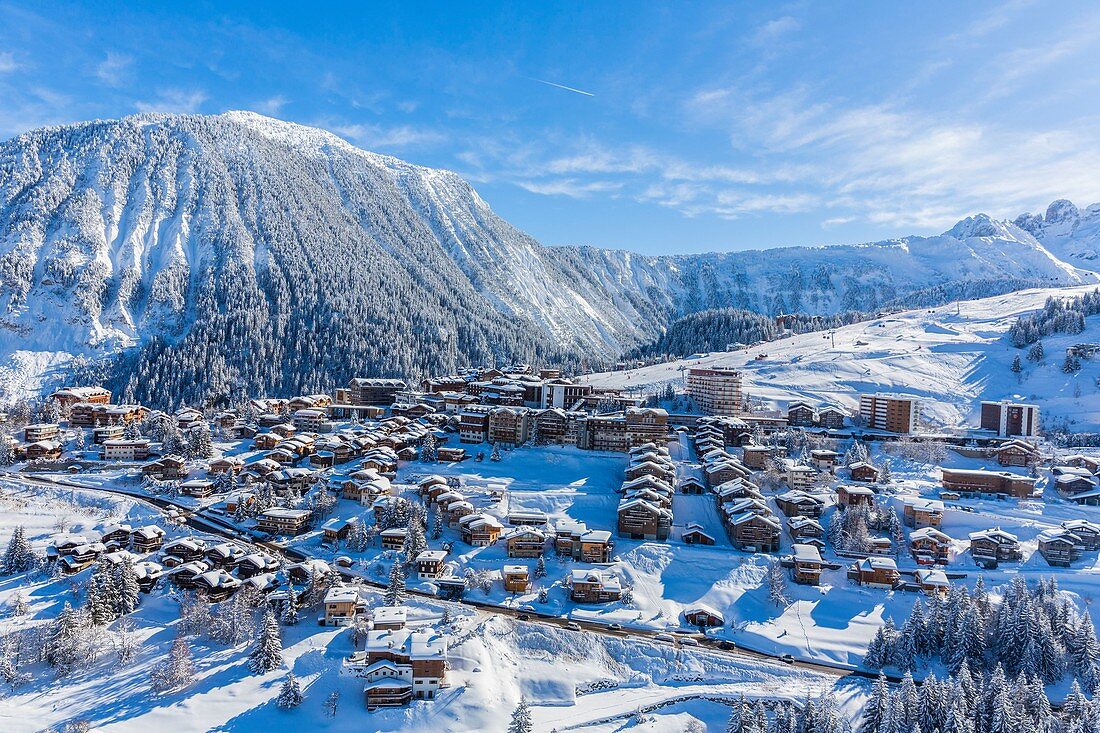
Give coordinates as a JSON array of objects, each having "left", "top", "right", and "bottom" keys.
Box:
[
  {"left": 542, "top": 379, "right": 593, "bottom": 409},
  {"left": 570, "top": 569, "right": 622, "bottom": 603},
  {"left": 487, "top": 407, "right": 530, "bottom": 447},
  {"left": 940, "top": 468, "right": 1036, "bottom": 498},
  {"left": 256, "top": 508, "right": 312, "bottom": 535},
  {"left": 101, "top": 439, "right": 151, "bottom": 462},
  {"left": 686, "top": 367, "right": 743, "bottom": 416},
  {"left": 348, "top": 378, "right": 407, "bottom": 406},
  {"left": 25, "top": 423, "right": 60, "bottom": 442},
  {"left": 980, "top": 400, "right": 1039, "bottom": 438},
  {"left": 349, "top": 628, "right": 447, "bottom": 709},
  {"left": 458, "top": 406, "right": 492, "bottom": 444},
  {"left": 859, "top": 393, "right": 921, "bottom": 434},
  {"left": 50, "top": 386, "right": 112, "bottom": 411},
  {"left": 616, "top": 498, "right": 672, "bottom": 541}
]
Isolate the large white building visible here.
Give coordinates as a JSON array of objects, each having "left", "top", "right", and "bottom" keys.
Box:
[{"left": 686, "top": 367, "right": 743, "bottom": 416}]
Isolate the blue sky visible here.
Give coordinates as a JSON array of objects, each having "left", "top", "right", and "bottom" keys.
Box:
[{"left": 2, "top": 1, "right": 1100, "bottom": 255}]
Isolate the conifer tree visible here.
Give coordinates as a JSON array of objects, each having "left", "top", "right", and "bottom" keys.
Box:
[
  {"left": 151, "top": 634, "right": 195, "bottom": 692},
  {"left": 248, "top": 609, "right": 284, "bottom": 673},
  {"left": 1, "top": 526, "right": 37, "bottom": 574},
  {"left": 277, "top": 672, "right": 303, "bottom": 709},
  {"left": 507, "top": 698, "right": 533, "bottom": 733},
  {"left": 384, "top": 562, "right": 405, "bottom": 607}
]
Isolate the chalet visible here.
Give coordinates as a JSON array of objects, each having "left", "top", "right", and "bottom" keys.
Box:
[
  {"left": 940, "top": 468, "right": 1036, "bottom": 499},
  {"left": 776, "top": 490, "right": 825, "bottom": 518},
  {"left": 380, "top": 527, "right": 407, "bottom": 552},
  {"left": 267, "top": 467, "right": 315, "bottom": 494},
  {"left": 1038, "top": 530, "right": 1081, "bottom": 567},
  {"left": 436, "top": 446, "right": 466, "bottom": 462},
  {"left": 684, "top": 603, "right": 724, "bottom": 628},
  {"left": 1068, "top": 487, "right": 1100, "bottom": 506},
  {"left": 50, "top": 533, "right": 88, "bottom": 556},
  {"left": 848, "top": 462, "right": 880, "bottom": 483},
  {"left": 785, "top": 463, "right": 818, "bottom": 490},
  {"left": 575, "top": 529, "right": 613, "bottom": 563},
  {"left": 787, "top": 402, "right": 816, "bottom": 427},
  {"left": 504, "top": 528, "right": 546, "bottom": 558},
  {"left": 253, "top": 433, "right": 282, "bottom": 451},
  {"left": 25, "top": 440, "right": 62, "bottom": 461},
  {"left": 459, "top": 514, "right": 503, "bottom": 546},
  {"left": 1061, "top": 520, "right": 1100, "bottom": 550},
  {"left": 487, "top": 407, "right": 530, "bottom": 447},
  {"left": 502, "top": 565, "right": 530, "bottom": 593},
  {"left": 256, "top": 508, "right": 312, "bottom": 536},
  {"left": 322, "top": 516, "right": 360, "bottom": 544},
  {"left": 506, "top": 509, "right": 548, "bottom": 527},
  {"left": 143, "top": 456, "right": 188, "bottom": 480},
  {"left": 914, "top": 567, "right": 950, "bottom": 597},
  {"left": 787, "top": 516, "right": 824, "bottom": 543},
  {"left": 901, "top": 497, "right": 944, "bottom": 528},
  {"left": 242, "top": 572, "right": 280, "bottom": 595},
  {"left": 373, "top": 606, "right": 408, "bottom": 631},
  {"left": 162, "top": 537, "right": 206, "bottom": 563},
  {"left": 678, "top": 476, "right": 707, "bottom": 495},
  {"left": 99, "top": 523, "right": 133, "bottom": 548},
  {"left": 205, "top": 543, "right": 246, "bottom": 569},
  {"left": 323, "top": 587, "right": 361, "bottom": 627},
  {"left": 851, "top": 557, "right": 900, "bottom": 589},
  {"left": 682, "top": 522, "right": 716, "bottom": 545},
  {"left": 193, "top": 570, "right": 242, "bottom": 602},
  {"left": 837, "top": 484, "right": 875, "bottom": 508},
  {"left": 1056, "top": 474, "right": 1096, "bottom": 496},
  {"left": 285, "top": 559, "right": 331, "bottom": 585},
  {"left": 626, "top": 460, "right": 675, "bottom": 483},
  {"left": 58, "top": 542, "right": 108, "bottom": 574},
  {"left": 101, "top": 438, "right": 151, "bottom": 462},
  {"left": 51, "top": 386, "right": 111, "bottom": 410},
  {"left": 705, "top": 459, "right": 753, "bottom": 487},
  {"left": 350, "top": 627, "right": 447, "bottom": 708},
  {"left": 458, "top": 406, "right": 492, "bottom": 444},
  {"left": 570, "top": 569, "right": 623, "bottom": 603},
  {"left": 867, "top": 537, "right": 893, "bottom": 555},
  {"left": 996, "top": 439, "right": 1040, "bottom": 468},
  {"left": 617, "top": 498, "right": 672, "bottom": 541},
  {"left": 810, "top": 449, "right": 840, "bottom": 473},
  {"left": 179, "top": 478, "right": 215, "bottom": 498},
  {"left": 168, "top": 561, "right": 210, "bottom": 589},
  {"left": 816, "top": 406, "right": 846, "bottom": 429},
  {"left": 968, "top": 528, "right": 1022, "bottom": 566},
  {"left": 791, "top": 543, "right": 823, "bottom": 585},
  {"left": 1064, "top": 455, "right": 1100, "bottom": 472},
  {"left": 909, "top": 527, "right": 952, "bottom": 565},
  {"left": 130, "top": 525, "right": 166, "bottom": 553},
  {"left": 713, "top": 477, "right": 763, "bottom": 504},
  {"left": 728, "top": 512, "right": 781, "bottom": 552},
  {"left": 133, "top": 561, "right": 164, "bottom": 592},
  {"left": 413, "top": 550, "right": 448, "bottom": 580}
]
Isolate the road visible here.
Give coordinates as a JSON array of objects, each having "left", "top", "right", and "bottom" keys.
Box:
[{"left": 3, "top": 470, "right": 881, "bottom": 683}]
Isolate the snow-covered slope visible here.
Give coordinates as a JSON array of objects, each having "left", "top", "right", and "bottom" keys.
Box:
[
  {"left": 1015, "top": 199, "right": 1100, "bottom": 269},
  {"left": 0, "top": 111, "right": 1097, "bottom": 405},
  {"left": 585, "top": 284, "right": 1100, "bottom": 432}
]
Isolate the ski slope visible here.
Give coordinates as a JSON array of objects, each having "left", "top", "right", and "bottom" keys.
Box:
[{"left": 585, "top": 285, "right": 1100, "bottom": 431}]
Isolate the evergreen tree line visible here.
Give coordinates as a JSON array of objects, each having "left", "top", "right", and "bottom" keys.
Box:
[
  {"left": 861, "top": 665, "right": 1100, "bottom": 733},
  {"left": 865, "top": 577, "right": 1100, "bottom": 691},
  {"left": 1008, "top": 290, "right": 1100, "bottom": 348}
]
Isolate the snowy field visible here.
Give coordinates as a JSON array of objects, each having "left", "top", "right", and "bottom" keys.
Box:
[{"left": 583, "top": 284, "right": 1100, "bottom": 431}]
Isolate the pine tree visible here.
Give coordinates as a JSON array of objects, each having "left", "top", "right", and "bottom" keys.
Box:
[
  {"left": 403, "top": 515, "right": 427, "bottom": 565},
  {"left": 151, "top": 634, "right": 195, "bottom": 692},
  {"left": 324, "top": 690, "right": 340, "bottom": 717},
  {"left": 535, "top": 555, "right": 546, "bottom": 579},
  {"left": 727, "top": 694, "right": 748, "bottom": 733},
  {"left": 767, "top": 560, "right": 789, "bottom": 608},
  {"left": 86, "top": 560, "right": 117, "bottom": 626},
  {"left": 1, "top": 525, "right": 37, "bottom": 574},
  {"left": 46, "top": 602, "right": 84, "bottom": 675},
  {"left": 0, "top": 438, "right": 13, "bottom": 467},
  {"left": 248, "top": 609, "right": 283, "bottom": 674},
  {"left": 280, "top": 586, "right": 300, "bottom": 626},
  {"left": 277, "top": 672, "right": 303, "bottom": 709},
  {"left": 507, "top": 698, "right": 533, "bottom": 733},
  {"left": 115, "top": 559, "right": 141, "bottom": 617},
  {"left": 861, "top": 673, "right": 890, "bottom": 733},
  {"left": 1011, "top": 355, "right": 1023, "bottom": 375},
  {"left": 1027, "top": 342, "right": 1044, "bottom": 362},
  {"left": 384, "top": 562, "right": 406, "bottom": 607}
]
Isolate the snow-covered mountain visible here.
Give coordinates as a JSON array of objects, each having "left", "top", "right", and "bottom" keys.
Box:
[
  {"left": 0, "top": 111, "right": 1096, "bottom": 405},
  {"left": 1014, "top": 199, "right": 1100, "bottom": 269}
]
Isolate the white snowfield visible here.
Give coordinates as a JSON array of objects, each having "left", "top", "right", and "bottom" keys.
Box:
[{"left": 585, "top": 284, "right": 1100, "bottom": 431}]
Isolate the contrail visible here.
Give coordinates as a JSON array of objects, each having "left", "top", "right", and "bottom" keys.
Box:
[{"left": 531, "top": 78, "right": 595, "bottom": 97}]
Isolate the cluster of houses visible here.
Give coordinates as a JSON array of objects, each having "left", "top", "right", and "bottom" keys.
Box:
[{"left": 693, "top": 431, "right": 783, "bottom": 552}]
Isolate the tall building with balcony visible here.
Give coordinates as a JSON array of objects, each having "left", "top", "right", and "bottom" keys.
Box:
[{"left": 686, "top": 367, "right": 743, "bottom": 416}]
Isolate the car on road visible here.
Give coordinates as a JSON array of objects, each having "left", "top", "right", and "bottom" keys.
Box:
[
  {"left": 517, "top": 614, "right": 531, "bottom": 621},
  {"left": 654, "top": 633, "right": 675, "bottom": 643},
  {"left": 679, "top": 637, "right": 699, "bottom": 646},
  {"left": 608, "top": 623, "right": 623, "bottom": 631},
  {"left": 779, "top": 653, "right": 795, "bottom": 664},
  {"left": 565, "top": 622, "right": 581, "bottom": 631}
]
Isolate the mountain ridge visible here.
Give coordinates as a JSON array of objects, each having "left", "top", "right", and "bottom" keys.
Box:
[{"left": 0, "top": 111, "right": 1097, "bottom": 406}]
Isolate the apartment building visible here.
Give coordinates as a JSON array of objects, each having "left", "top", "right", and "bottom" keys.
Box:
[
  {"left": 685, "top": 367, "right": 743, "bottom": 416},
  {"left": 980, "top": 400, "right": 1039, "bottom": 438},
  {"left": 859, "top": 393, "right": 921, "bottom": 433}
]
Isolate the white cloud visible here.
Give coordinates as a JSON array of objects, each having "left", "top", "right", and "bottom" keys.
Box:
[
  {"left": 328, "top": 122, "right": 446, "bottom": 150},
  {"left": 0, "top": 51, "right": 17, "bottom": 73},
  {"left": 515, "top": 178, "right": 622, "bottom": 198},
  {"left": 253, "top": 95, "right": 288, "bottom": 116},
  {"left": 753, "top": 16, "right": 801, "bottom": 44},
  {"left": 95, "top": 52, "right": 132, "bottom": 86},
  {"left": 134, "top": 89, "right": 207, "bottom": 114}
]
